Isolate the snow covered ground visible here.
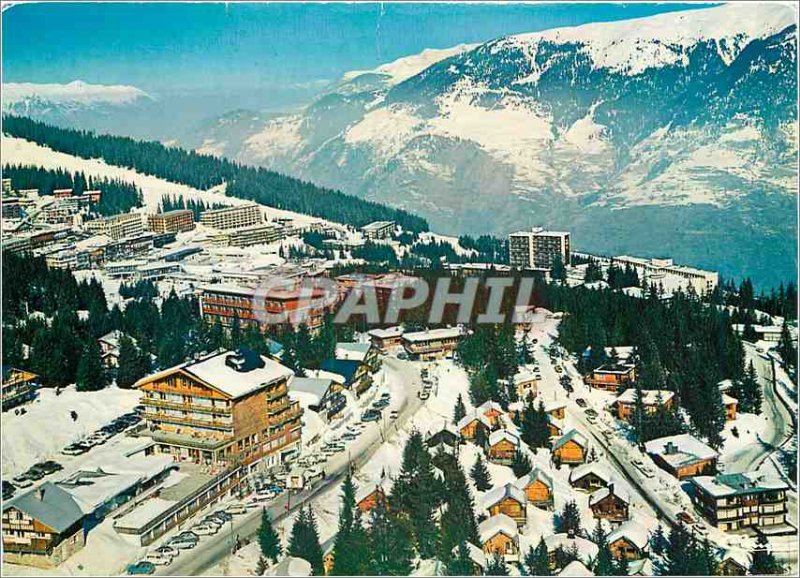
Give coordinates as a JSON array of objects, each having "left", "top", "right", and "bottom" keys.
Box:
[{"left": 1, "top": 384, "right": 140, "bottom": 477}]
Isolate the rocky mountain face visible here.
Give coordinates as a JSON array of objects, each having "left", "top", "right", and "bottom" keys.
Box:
[{"left": 198, "top": 3, "right": 797, "bottom": 286}]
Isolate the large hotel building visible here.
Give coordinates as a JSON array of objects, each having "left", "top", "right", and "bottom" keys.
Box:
[
  {"left": 509, "top": 228, "right": 571, "bottom": 270},
  {"left": 690, "top": 472, "right": 789, "bottom": 531},
  {"left": 199, "top": 204, "right": 262, "bottom": 230},
  {"left": 134, "top": 348, "right": 302, "bottom": 466}
]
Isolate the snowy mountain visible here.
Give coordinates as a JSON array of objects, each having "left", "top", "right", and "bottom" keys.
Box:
[
  {"left": 193, "top": 3, "right": 797, "bottom": 286},
  {"left": 3, "top": 80, "right": 152, "bottom": 126}
]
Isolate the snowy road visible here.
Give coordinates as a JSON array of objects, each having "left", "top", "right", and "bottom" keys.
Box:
[
  {"left": 154, "top": 357, "right": 423, "bottom": 576},
  {"left": 726, "top": 343, "right": 794, "bottom": 474}
]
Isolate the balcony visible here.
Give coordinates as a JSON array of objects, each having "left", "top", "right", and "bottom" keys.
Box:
[
  {"left": 144, "top": 411, "right": 233, "bottom": 430},
  {"left": 270, "top": 405, "right": 303, "bottom": 428},
  {"left": 143, "top": 398, "right": 231, "bottom": 415},
  {"left": 266, "top": 385, "right": 288, "bottom": 401}
]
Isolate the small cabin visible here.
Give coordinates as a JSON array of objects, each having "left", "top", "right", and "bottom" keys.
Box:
[
  {"left": 477, "top": 400, "right": 505, "bottom": 429},
  {"left": 544, "top": 400, "right": 566, "bottom": 421},
  {"left": 552, "top": 430, "right": 588, "bottom": 466},
  {"left": 481, "top": 483, "right": 528, "bottom": 528},
  {"left": 722, "top": 394, "right": 738, "bottom": 421},
  {"left": 487, "top": 430, "right": 520, "bottom": 465},
  {"left": 478, "top": 514, "right": 520, "bottom": 562},
  {"left": 569, "top": 463, "right": 611, "bottom": 492},
  {"left": 356, "top": 478, "right": 392, "bottom": 514},
  {"left": 607, "top": 521, "right": 649, "bottom": 560},
  {"left": 457, "top": 413, "right": 491, "bottom": 445},
  {"left": 513, "top": 468, "right": 554, "bottom": 510},
  {"left": 589, "top": 483, "right": 630, "bottom": 523}
]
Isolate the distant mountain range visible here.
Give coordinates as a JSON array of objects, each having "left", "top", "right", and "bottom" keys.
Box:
[{"left": 3, "top": 4, "right": 797, "bottom": 286}]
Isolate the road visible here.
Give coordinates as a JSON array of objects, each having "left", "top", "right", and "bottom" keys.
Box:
[
  {"left": 155, "top": 357, "right": 422, "bottom": 576},
  {"left": 726, "top": 343, "right": 794, "bottom": 473}
]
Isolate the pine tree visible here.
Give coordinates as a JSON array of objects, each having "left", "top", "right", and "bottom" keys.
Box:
[
  {"left": 116, "top": 334, "right": 143, "bottom": 389},
  {"left": 486, "top": 551, "right": 510, "bottom": 576},
  {"left": 288, "top": 507, "right": 324, "bottom": 575},
  {"left": 650, "top": 524, "right": 666, "bottom": 555},
  {"left": 523, "top": 538, "right": 552, "bottom": 576},
  {"left": 258, "top": 508, "right": 281, "bottom": 564},
  {"left": 554, "top": 500, "right": 581, "bottom": 536},
  {"left": 331, "top": 472, "right": 368, "bottom": 575},
  {"left": 76, "top": 340, "right": 106, "bottom": 391},
  {"left": 591, "top": 519, "right": 617, "bottom": 576},
  {"left": 448, "top": 541, "right": 475, "bottom": 576},
  {"left": 750, "top": 534, "right": 784, "bottom": 575},
  {"left": 664, "top": 523, "right": 692, "bottom": 576},
  {"left": 255, "top": 556, "right": 268, "bottom": 576},
  {"left": 438, "top": 457, "right": 479, "bottom": 564},
  {"left": 453, "top": 393, "right": 467, "bottom": 424},
  {"left": 737, "top": 360, "right": 762, "bottom": 414},
  {"left": 470, "top": 455, "right": 492, "bottom": 491},
  {"left": 367, "top": 499, "right": 414, "bottom": 576},
  {"left": 511, "top": 450, "right": 533, "bottom": 478}
]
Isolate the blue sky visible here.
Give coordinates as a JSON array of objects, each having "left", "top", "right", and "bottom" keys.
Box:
[{"left": 3, "top": 2, "right": 711, "bottom": 112}]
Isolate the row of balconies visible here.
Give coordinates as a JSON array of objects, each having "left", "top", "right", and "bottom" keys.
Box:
[
  {"left": 145, "top": 411, "right": 234, "bottom": 430},
  {"left": 143, "top": 397, "right": 231, "bottom": 414}
]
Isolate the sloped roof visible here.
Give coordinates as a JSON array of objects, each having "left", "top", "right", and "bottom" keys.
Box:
[
  {"left": 514, "top": 467, "right": 554, "bottom": 491},
  {"left": 481, "top": 483, "right": 527, "bottom": 510},
  {"left": 335, "top": 342, "right": 372, "bottom": 362},
  {"left": 457, "top": 411, "right": 491, "bottom": 431},
  {"left": 607, "top": 520, "right": 649, "bottom": 551},
  {"left": 552, "top": 429, "right": 588, "bottom": 451},
  {"left": 3, "top": 482, "right": 84, "bottom": 533},
  {"left": 559, "top": 560, "right": 594, "bottom": 576},
  {"left": 478, "top": 513, "right": 518, "bottom": 544},
  {"left": 134, "top": 348, "right": 293, "bottom": 400},
  {"left": 589, "top": 483, "right": 630, "bottom": 507},
  {"left": 644, "top": 434, "right": 718, "bottom": 467},
  {"left": 320, "top": 358, "right": 360, "bottom": 384},
  {"left": 544, "top": 534, "right": 599, "bottom": 565},
  {"left": 489, "top": 429, "right": 520, "bottom": 448},
  {"left": 569, "top": 463, "right": 612, "bottom": 485},
  {"left": 615, "top": 389, "right": 674, "bottom": 405},
  {"left": 266, "top": 556, "right": 312, "bottom": 576},
  {"left": 451, "top": 541, "right": 488, "bottom": 570}
]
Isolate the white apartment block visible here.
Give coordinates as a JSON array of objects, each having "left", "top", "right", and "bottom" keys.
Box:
[
  {"left": 509, "top": 227, "right": 571, "bottom": 270},
  {"left": 612, "top": 255, "right": 718, "bottom": 295},
  {"left": 199, "top": 204, "right": 262, "bottom": 230},
  {"left": 85, "top": 213, "right": 144, "bottom": 240},
  {"left": 360, "top": 220, "right": 395, "bottom": 240}
]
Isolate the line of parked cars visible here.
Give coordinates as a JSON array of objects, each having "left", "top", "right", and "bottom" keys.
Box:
[
  {"left": 128, "top": 506, "right": 247, "bottom": 573},
  {"left": 61, "top": 411, "right": 141, "bottom": 456},
  {"left": 6, "top": 460, "right": 63, "bottom": 494}
]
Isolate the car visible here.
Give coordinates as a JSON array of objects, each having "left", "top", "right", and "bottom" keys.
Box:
[
  {"left": 534, "top": 374, "right": 542, "bottom": 380},
  {"left": 380, "top": 392, "right": 391, "bottom": 400},
  {"left": 154, "top": 545, "right": 179, "bottom": 558},
  {"left": 389, "top": 410, "right": 399, "bottom": 420},
  {"left": 225, "top": 503, "right": 248, "bottom": 515},
  {"left": 584, "top": 408, "right": 598, "bottom": 418},
  {"left": 61, "top": 443, "right": 88, "bottom": 456},
  {"left": 418, "top": 390, "right": 430, "bottom": 400},
  {"left": 677, "top": 512, "right": 696, "bottom": 525},
  {"left": 127, "top": 561, "right": 156, "bottom": 575},
  {"left": 25, "top": 467, "right": 46, "bottom": 481},
  {"left": 693, "top": 523, "right": 708, "bottom": 536},
  {"left": 167, "top": 535, "right": 197, "bottom": 550},
  {"left": 2, "top": 480, "right": 16, "bottom": 499},
  {"left": 12, "top": 473, "right": 32, "bottom": 485},
  {"left": 144, "top": 553, "right": 172, "bottom": 566},
  {"left": 192, "top": 523, "right": 219, "bottom": 536},
  {"left": 341, "top": 431, "right": 358, "bottom": 441},
  {"left": 586, "top": 416, "right": 597, "bottom": 424},
  {"left": 575, "top": 398, "right": 587, "bottom": 408},
  {"left": 177, "top": 531, "right": 199, "bottom": 541},
  {"left": 200, "top": 516, "right": 225, "bottom": 528},
  {"left": 372, "top": 399, "right": 390, "bottom": 409},
  {"left": 211, "top": 510, "right": 233, "bottom": 522},
  {"left": 397, "top": 351, "right": 408, "bottom": 360},
  {"left": 362, "top": 410, "right": 381, "bottom": 422},
  {"left": 554, "top": 366, "right": 563, "bottom": 373}
]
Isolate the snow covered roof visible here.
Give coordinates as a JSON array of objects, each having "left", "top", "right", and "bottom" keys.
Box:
[
  {"left": 489, "top": 429, "right": 520, "bottom": 448},
  {"left": 98, "top": 329, "right": 132, "bottom": 349},
  {"left": 481, "top": 483, "right": 527, "bottom": 510},
  {"left": 266, "top": 556, "right": 312, "bottom": 577},
  {"left": 544, "top": 399, "right": 566, "bottom": 413},
  {"left": 628, "top": 558, "right": 655, "bottom": 576},
  {"left": 644, "top": 434, "right": 718, "bottom": 467},
  {"left": 717, "top": 379, "right": 734, "bottom": 392},
  {"left": 514, "top": 467, "right": 553, "bottom": 491},
  {"left": 478, "top": 400, "right": 504, "bottom": 414},
  {"left": 513, "top": 370, "right": 538, "bottom": 385},
  {"left": 559, "top": 561, "right": 594, "bottom": 576},
  {"left": 544, "top": 534, "right": 599, "bottom": 564},
  {"left": 722, "top": 393, "right": 738, "bottom": 406},
  {"left": 114, "top": 497, "right": 177, "bottom": 532},
  {"left": 690, "top": 472, "right": 789, "bottom": 498},
  {"left": 135, "top": 348, "right": 293, "bottom": 400},
  {"left": 589, "top": 483, "right": 630, "bottom": 507},
  {"left": 721, "top": 548, "right": 751, "bottom": 570},
  {"left": 402, "top": 327, "right": 463, "bottom": 342},
  {"left": 552, "top": 429, "right": 588, "bottom": 451},
  {"left": 457, "top": 411, "right": 491, "bottom": 431},
  {"left": 335, "top": 342, "right": 372, "bottom": 362},
  {"left": 569, "top": 463, "right": 611, "bottom": 485},
  {"left": 289, "top": 377, "right": 336, "bottom": 405},
  {"left": 607, "top": 521, "right": 649, "bottom": 551},
  {"left": 355, "top": 477, "right": 393, "bottom": 505},
  {"left": 367, "top": 326, "right": 404, "bottom": 339},
  {"left": 615, "top": 389, "right": 674, "bottom": 405},
  {"left": 478, "top": 513, "right": 518, "bottom": 544}
]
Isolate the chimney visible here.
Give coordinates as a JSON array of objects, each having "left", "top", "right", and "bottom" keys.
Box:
[
  {"left": 664, "top": 441, "right": 677, "bottom": 455},
  {"left": 567, "top": 529, "right": 576, "bottom": 539},
  {"left": 37, "top": 487, "right": 46, "bottom": 501},
  {"left": 607, "top": 482, "right": 614, "bottom": 496}
]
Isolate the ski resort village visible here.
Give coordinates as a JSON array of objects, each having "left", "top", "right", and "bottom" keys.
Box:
[
  {"left": 1, "top": 2, "right": 798, "bottom": 577},
  {"left": 1, "top": 136, "right": 797, "bottom": 577}
]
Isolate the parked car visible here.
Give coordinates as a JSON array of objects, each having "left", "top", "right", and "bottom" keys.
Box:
[
  {"left": 584, "top": 408, "right": 598, "bottom": 418},
  {"left": 380, "top": 392, "right": 391, "bottom": 400},
  {"left": 372, "top": 398, "right": 390, "bottom": 409},
  {"left": 24, "top": 467, "right": 46, "bottom": 481},
  {"left": 200, "top": 516, "right": 225, "bottom": 528},
  {"left": 62, "top": 442, "right": 91, "bottom": 456},
  {"left": 225, "top": 503, "right": 248, "bottom": 515},
  {"left": 11, "top": 474, "right": 32, "bottom": 488},
  {"left": 397, "top": 351, "right": 408, "bottom": 360},
  {"left": 677, "top": 511, "right": 696, "bottom": 525},
  {"left": 144, "top": 553, "right": 173, "bottom": 566},
  {"left": 362, "top": 410, "right": 381, "bottom": 422},
  {"left": 127, "top": 561, "right": 156, "bottom": 575},
  {"left": 210, "top": 510, "right": 233, "bottom": 522},
  {"left": 575, "top": 398, "right": 587, "bottom": 408},
  {"left": 389, "top": 410, "right": 399, "bottom": 420},
  {"left": 167, "top": 535, "right": 196, "bottom": 550},
  {"left": 154, "top": 545, "right": 179, "bottom": 558},
  {"left": 2, "top": 480, "right": 16, "bottom": 500},
  {"left": 191, "top": 524, "right": 219, "bottom": 536},
  {"left": 418, "top": 390, "right": 430, "bottom": 400}
]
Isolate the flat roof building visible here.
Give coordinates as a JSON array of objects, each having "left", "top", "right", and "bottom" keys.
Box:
[
  {"left": 509, "top": 227, "right": 571, "bottom": 270},
  {"left": 147, "top": 209, "right": 195, "bottom": 234},
  {"left": 199, "top": 203, "right": 261, "bottom": 230}
]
